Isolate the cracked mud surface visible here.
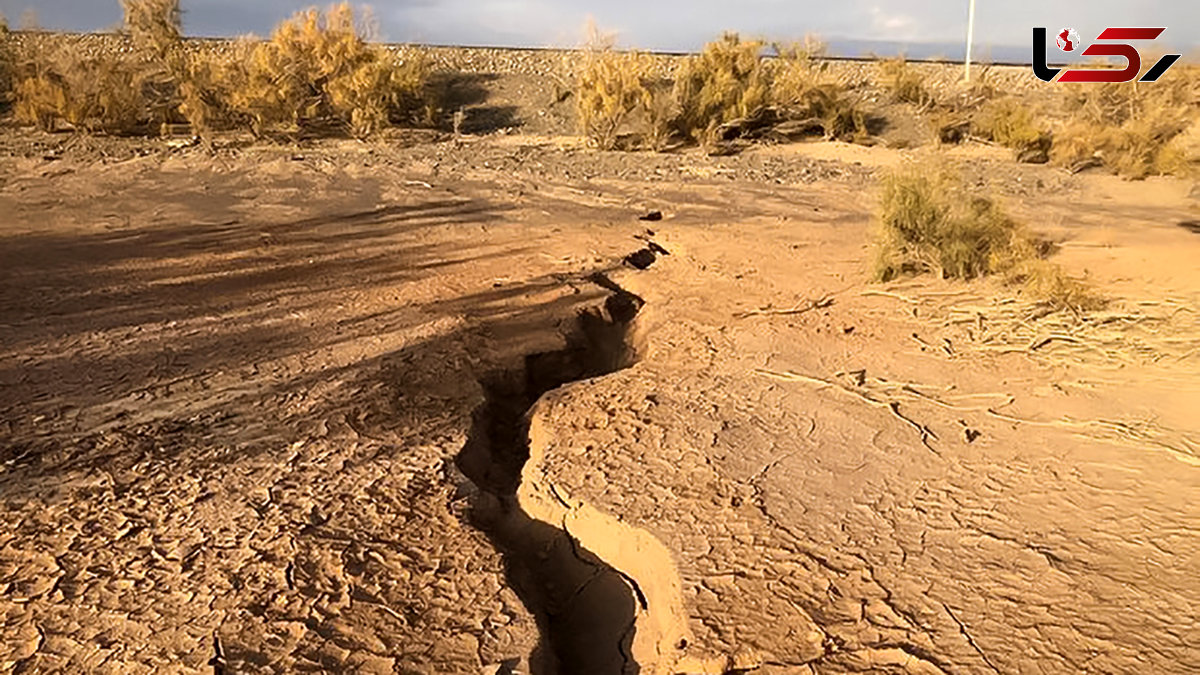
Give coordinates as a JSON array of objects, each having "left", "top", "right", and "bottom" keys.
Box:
[{"left": 2, "top": 132, "right": 1199, "bottom": 674}]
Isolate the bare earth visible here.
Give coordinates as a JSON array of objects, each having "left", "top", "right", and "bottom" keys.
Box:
[{"left": 1, "top": 130, "right": 1198, "bottom": 675}]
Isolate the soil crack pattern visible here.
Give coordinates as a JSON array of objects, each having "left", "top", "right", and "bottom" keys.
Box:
[{"left": 455, "top": 271, "right": 690, "bottom": 674}]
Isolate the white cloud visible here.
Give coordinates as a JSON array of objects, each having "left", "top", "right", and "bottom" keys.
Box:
[{"left": 868, "top": 5, "right": 918, "bottom": 40}]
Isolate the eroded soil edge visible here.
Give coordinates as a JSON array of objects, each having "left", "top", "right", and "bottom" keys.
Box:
[{"left": 455, "top": 272, "right": 690, "bottom": 674}]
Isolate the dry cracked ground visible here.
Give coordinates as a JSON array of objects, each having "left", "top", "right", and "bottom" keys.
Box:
[{"left": 1, "top": 131, "right": 1199, "bottom": 675}]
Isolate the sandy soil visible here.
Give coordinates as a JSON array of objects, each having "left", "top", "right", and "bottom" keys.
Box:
[{"left": 0, "top": 129, "right": 1198, "bottom": 675}]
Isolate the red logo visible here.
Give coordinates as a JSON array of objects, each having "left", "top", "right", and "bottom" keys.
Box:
[
  {"left": 1033, "top": 26, "right": 1181, "bottom": 83},
  {"left": 1056, "top": 28, "right": 1080, "bottom": 52}
]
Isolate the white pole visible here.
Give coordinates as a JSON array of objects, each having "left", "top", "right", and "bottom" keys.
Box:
[{"left": 964, "top": 0, "right": 976, "bottom": 82}]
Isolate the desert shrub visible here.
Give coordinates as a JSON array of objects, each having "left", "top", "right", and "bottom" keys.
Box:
[
  {"left": 872, "top": 164, "right": 1101, "bottom": 310},
  {"left": 14, "top": 40, "right": 150, "bottom": 133},
  {"left": 641, "top": 82, "right": 678, "bottom": 151},
  {"left": 1, "top": 15, "right": 11, "bottom": 108},
  {"left": 223, "top": 4, "right": 430, "bottom": 138},
  {"left": 1051, "top": 73, "right": 1198, "bottom": 178},
  {"left": 960, "top": 65, "right": 999, "bottom": 101},
  {"left": 878, "top": 57, "right": 933, "bottom": 107},
  {"left": 122, "top": 0, "right": 182, "bottom": 61},
  {"left": 10, "top": 1, "right": 431, "bottom": 139},
  {"left": 872, "top": 167, "right": 1023, "bottom": 281},
  {"left": 770, "top": 39, "right": 867, "bottom": 141},
  {"left": 571, "top": 30, "right": 866, "bottom": 150},
  {"left": 972, "top": 97, "right": 1048, "bottom": 150},
  {"left": 575, "top": 47, "right": 653, "bottom": 150},
  {"left": 929, "top": 109, "right": 971, "bottom": 144},
  {"left": 769, "top": 37, "right": 829, "bottom": 103},
  {"left": 674, "top": 33, "right": 772, "bottom": 142},
  {"left": 12, "top": 1, "right": 183, "bottom": 134}
]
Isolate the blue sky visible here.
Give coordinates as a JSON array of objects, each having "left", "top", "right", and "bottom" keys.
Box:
[{"left": 3, "top": 0, "right": 1196, "bottom": 56}]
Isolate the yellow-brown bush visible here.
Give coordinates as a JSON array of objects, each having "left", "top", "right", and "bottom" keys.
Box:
[
  {"left": 674, "top": 33, "right": 772, "bottom": 142},
  {"left": 972, "top": 97, "right": 1048, "bottom": 150},
  {"left": 770, "top": 39, "right": 867, "bottom": 141},
  {"left": 570, "top": 30, "right": 865, "bottom": 150},
  {"left": 575, "top": 47, "right": 653, "bottom": 150},
  {"left": 11, "top": 1, "right": 183, "bottom": 134},
  {"left": 13, "top": 40, "right": 150, "bottom": 133},
  {"left": 122, "top": 0, "right": 182, "bottom": 62},
  {"left": 11, "top": 1, "right": 432, "bottom": 139},
  {"left": 872, "top": 166, "right": 1023, "bottom": 281},
  {"left": 1006, "top": 258, "right": 1105, "bottom": 312},
  {"left": 878, "top": 57, "right": 933, "bottom": 107},
  {"left": 769, "top": 37, "right": 829, "bottom": 104},
  {"left": 220, "top": 4, "right": 430, "bottom": 138},
  {"left": 1051, "top": 72, "right": 1198, "bottom": 178},
  {"left": 872, "top": 163, "right": 1101, "bottom": 310},
  {"left": 1, "top": 14, "right": 11, "bottom": 108}
]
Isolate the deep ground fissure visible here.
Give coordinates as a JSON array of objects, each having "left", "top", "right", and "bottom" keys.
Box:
[{"left": 456, "top": 275, "right": 647, "bottom": 675}]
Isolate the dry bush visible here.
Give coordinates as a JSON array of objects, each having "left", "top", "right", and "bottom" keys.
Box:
[
  {"left": 122, "top": 0, "right": 182, "bottom": 61},
  {"left": 223, "top": 3, "right": 430, "bottom": 138},
  {"left": 872, "top": 167, "right": 1023, "bottom": 281},
  {"left": 12, "top": 0, "right": 182, "bottom": 134},
  {"left": 960, "top": 65, "right": 999, "bottom": 100},
  {"left": 878, "top": 57, "right": 933, "bottom": 107},
  {"left": 1007, "top": 259, "right": 1105, "bottom": 312},
  {"left": 1051, "top": 73, "right": 1198, "bottom": 178},
  {"left": 769, "top": 37, "right": 829, "bottom": 103},
  {"left": 674, "top": 33, "right": 771, "bottom": 143},
  {"left": 571, "top": 30, "right": 865, "bottom": 151},
  {"left": 770, "top": 39, "right": 867, "bottom": 141},
  {"left": 1, "top": 15, "right": 11, "bottom": 108},
  {"left": 872, "top": 164, "right": 1101, "bottom": 310},
  {"left": 929, "top": 109, "right": 971, "bottom": 144},
  {"left": 14, "top": 40, "right": 150, "bottom": 133},
  {"left": 972, "top": 97, "right": 1048, "bottom": 151},
  {"left": 11, "top": 1, "right": 431, "bottom": 139},
  {"left": 575, "top": 47, "right": 653, "bottom": 150},
  {"left": 641, "top": 82, "right": 678, "bottom": 151}
]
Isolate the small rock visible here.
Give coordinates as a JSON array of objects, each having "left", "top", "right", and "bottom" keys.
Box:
[
  {"left": 727, "top": 645, "right": 764, "bottom": 672},
  {"left": 1017, "top": 147, "right": 1049, "bottom": 164},
  {"left": 624, "top": 248, "right": 657, "bottom": 270}
]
